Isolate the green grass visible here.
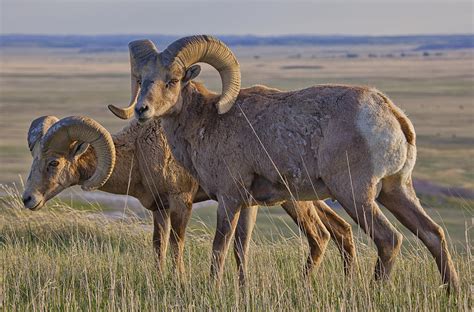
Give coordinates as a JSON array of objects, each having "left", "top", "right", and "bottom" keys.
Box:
[{"left": 1, "top": 186, "right": 472, "bottom": 310}]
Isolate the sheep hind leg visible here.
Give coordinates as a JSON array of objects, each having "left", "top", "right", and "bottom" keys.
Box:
[
  {"left": 152, "top": 209, "right": 171, "bottom": 272},
  {"left": 378, "top": 175, "right": 460, "bottom": 293},
  {"left": 314, "top": 200, "right": 356, "bottom": 275},
  {"left": 168, "top": 194, "right": 193, "bottom": 280},
  {"left": 233, "top": 206, "right": 258, "bottom": 286},
  {"left": 281, "top": 201, "right": 330, "bottom": 277},
  {"left": 324, "top": 177, "right": 403, "bottom": 281}
]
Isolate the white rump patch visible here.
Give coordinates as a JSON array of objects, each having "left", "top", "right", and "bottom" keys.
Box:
[{"left": 356, "top": 98, "right": 407, "bottom": 178}]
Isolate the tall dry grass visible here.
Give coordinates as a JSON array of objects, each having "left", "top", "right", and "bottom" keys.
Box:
[{"left": 0, "top": 185, "right": 472, "bottom": 311}]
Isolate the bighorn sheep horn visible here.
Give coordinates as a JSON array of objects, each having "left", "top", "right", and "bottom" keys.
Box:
[
  {"left": 161, "top": 35, "right": 241, "bottom": 114},
  {"left": 109, "top": 35, "right": 241, "bottom": 118},
  {"left": 108, "top": 39, "right": 159, "bottom": 119},
  {"left": 41, "top": 116, "right": 116, "bottom": 191},
  {"left": 27, "top": 115, "right": 60, "bottom": 157}
]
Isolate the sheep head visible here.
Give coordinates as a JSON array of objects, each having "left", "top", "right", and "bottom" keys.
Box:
[
  {"left": 22, "top": 116, "right": 116, "bottom": 210},
  {"left": 108, "top": 35, "right": 241, "bottom": 121}
]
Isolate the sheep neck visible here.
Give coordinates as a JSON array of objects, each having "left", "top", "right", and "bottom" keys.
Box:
[
  {"left": 76, "top": 140, "right": 127, "bottom": 194},
  {"left": 160, "top": 82, "right": 217, "bottom": 179}
]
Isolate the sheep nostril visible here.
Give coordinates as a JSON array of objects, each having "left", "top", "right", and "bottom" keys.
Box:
[
  {"left": 23, "top": 196, "right": 32, "bottom": 205},
  {"left": 136, "top": 105, "right": 149, "bottom": 115}
]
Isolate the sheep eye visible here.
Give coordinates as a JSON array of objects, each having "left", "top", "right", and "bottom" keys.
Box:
[
  {"left": 49, "top": 160, "right": 59, "bottom": 167},
  {"left": 167, "top": 79, "right": 179, "bottom": 88}
]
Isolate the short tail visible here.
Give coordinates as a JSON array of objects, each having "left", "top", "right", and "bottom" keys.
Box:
[{"left": 377, "top": 91, "right": 416, "bottom": 145}]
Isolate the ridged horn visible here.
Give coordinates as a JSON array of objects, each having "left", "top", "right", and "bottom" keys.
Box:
[
  {"left": 108, "top": 39, "right": 159, "bottom": 120},
  {"left": 27, "top": 116, "right": 59, "bottom": 157},
  {"left": 161, "top": 35, "right": 241, "bottom": 114},
  {"left": 41, "top": 116, "right": 116, "bottom": 191}
]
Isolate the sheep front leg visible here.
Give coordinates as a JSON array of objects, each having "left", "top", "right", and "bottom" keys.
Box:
[
  {"left": 168, "top": 194, "right": 193, "bottom": 279},
  {"left": 233, "top": 205, "right": 258, "bottom": 285},
  {"left": 281, "top": 201, "right": 330, "bottom": 277},
  {"left": 152, "top": 209, "right": 171, "bottom": 272},
  {"left": 211, "top": 197, "right": 242, "bottom": 282}
]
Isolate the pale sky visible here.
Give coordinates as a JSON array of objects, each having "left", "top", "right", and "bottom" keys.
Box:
[{"left": 1, "top": 0, "right": 473, "bottom": 35}]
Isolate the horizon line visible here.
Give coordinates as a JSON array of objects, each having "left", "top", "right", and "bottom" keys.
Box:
[{"left": 1, "top": 33, "right": 473, "bottom": 37}]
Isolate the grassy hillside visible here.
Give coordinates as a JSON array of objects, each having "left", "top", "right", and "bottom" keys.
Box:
[
  {"left": 1, "top": 186, "right": 472, "bottom": 310},
  {"left": 0, "top": 41, "right": 472, "bottom": 310}
]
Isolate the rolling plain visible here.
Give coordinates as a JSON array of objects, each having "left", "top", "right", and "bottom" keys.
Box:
[{"left": 0, "top": 40, "right": 472, "bottom": 310}]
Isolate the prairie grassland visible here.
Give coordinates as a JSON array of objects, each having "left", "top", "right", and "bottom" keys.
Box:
[
  {"left": 0, "top": 47, "right": 473, "bottom": 188},
  {"left": 0, "top": 185, "right": 472, "bottom": 311},
  {"left": 0, "top": 46, "right": 473, "bottom": 310}
]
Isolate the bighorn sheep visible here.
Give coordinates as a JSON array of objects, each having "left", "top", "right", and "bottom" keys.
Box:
[
  {"left": 109, "top": 35, "right": 460, "bottom": 292},
  {"left": 22, "top": 115, "right": 356, "bottom": 280}
]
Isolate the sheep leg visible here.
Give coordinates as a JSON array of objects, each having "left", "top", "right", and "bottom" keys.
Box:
[
  {"left": 320, "top": 154, "right": 403, "bottom": 281},
  {"left": 152, "top": 209, "right": 171, "bottom": 272},
  {"left": 326, "top": 183, "right": 403, "bottom": 281},
  {"left": 281, "top": 200, "right": 330, "bottom": 276},
  {"left": 168, "top": 194, "right": 193, "bottom": 279},
  {"left": 233, "top": 205, "right": 258, "bottom": 285},
  {"left": 314, "top": 200, "right": 356, "bottom": 275},
  {"left": 211, "top": 198, "right": 242, "bottom": 282},
  {"left": 378, "top": 175, "right": 460, "bottom": 293}
]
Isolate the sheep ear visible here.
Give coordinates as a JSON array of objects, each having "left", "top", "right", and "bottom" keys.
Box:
[
  {"left": 70, "top": 141, "right": 90, "bottom": 158},
  {"left": 182, "top": 65, "right": 201, "bottom": 85}
]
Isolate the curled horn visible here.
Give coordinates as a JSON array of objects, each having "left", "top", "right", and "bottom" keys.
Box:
[
  {"left": 108, "top": 39, "right": 159, "bottom": 119},
  {"left": 161, "top": 35, "right": 241, "bottom": 114},
  {"left": 27, "top": 116, "right": 60, "bottom": 157},
  {"left": 41, "top": 116, "right": 116, "bottom": 191}
]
